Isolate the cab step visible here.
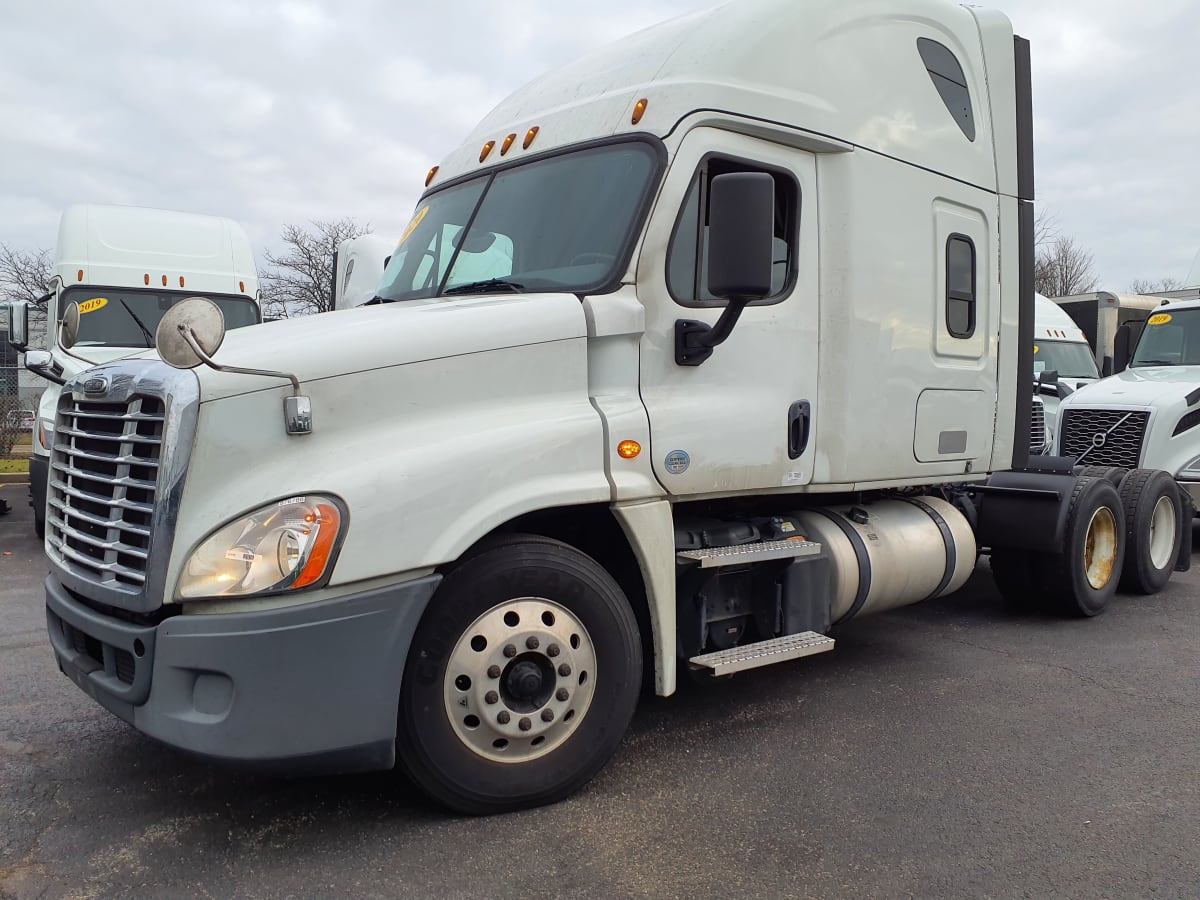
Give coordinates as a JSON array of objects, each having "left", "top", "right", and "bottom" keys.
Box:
[
  {"left": 676, "top": 539, "right": 821, "bottom": 568},
  {"left": 688, "top": 631, "right": 835, "bottom": 676}
]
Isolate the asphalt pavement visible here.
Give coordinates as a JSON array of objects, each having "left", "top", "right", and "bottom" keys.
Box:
[{"left": 2, "top": 482, "right": 1199, "bottom": 899}]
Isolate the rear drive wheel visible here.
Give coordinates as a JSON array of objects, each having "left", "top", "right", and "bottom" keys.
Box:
[
  {"left": 397, "top": 535, "right": 641, "bottom": 814},
  {"left": 1117, "top": 469, "right": 1181, "bottom": 594},
  {"left": 1074, "top": 465, "right": 1125, "bottom": 487},
  {"left": 1040, "top": 476, "right": 1124, "bottom": 617}
]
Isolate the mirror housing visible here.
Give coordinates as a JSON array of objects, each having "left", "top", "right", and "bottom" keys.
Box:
[
  {"left": 675, "top": 172, "right": 775, "bottom": 366},
  {"left": 24, "top": 349, "right": 65, "bottom": 385},
  {"left": 4, "top": 300, "right": 29, "bottom": 351}
]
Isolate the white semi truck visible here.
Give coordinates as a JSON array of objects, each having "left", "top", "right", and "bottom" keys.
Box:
[
  {"left": 1051, "top": 290, "right": 1166, "bottom": 377},
  {"left": 35, "top": 0, "right": 1190, "bottom": 814},
  {"left": 332, "top": 234, "right": 396, "bottom": 309},
  {"left": 3, "top": 204, "right": 261, "bottom": 537},
  {"left": 1033, "top": 293, "right": 1099, "bottom": 448}
]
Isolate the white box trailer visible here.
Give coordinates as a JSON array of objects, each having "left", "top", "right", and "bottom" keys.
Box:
[
  {"left": 32, "top": 0, "right": 1190, "bottom": 814},
  {"left": 2, "top": 204, "right": 261, "bottom": 538}
]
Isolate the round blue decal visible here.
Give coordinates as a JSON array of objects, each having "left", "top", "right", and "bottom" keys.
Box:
[{"left": 664, "top": 450, "right": 690, "bottom": 475}]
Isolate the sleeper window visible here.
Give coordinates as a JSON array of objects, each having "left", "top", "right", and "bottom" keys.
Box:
[{"left": 946, "top": 234, "right": 976, "bottom": 338}]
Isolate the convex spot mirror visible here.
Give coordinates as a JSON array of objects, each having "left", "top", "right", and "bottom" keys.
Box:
[
  {"left": 155, "top": 297, "right": 226, "bottom": 369},
  {"left": 4, "top": 300, "right": 29, "bottom": 350},
  {"left": 60, "top": 301, "right": 81, "bottom": 350}
]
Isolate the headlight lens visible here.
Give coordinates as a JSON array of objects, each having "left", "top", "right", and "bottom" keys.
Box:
[
  {"left": 37, "top": 418, "right": 54, "bottom": 452},
  {"left": 1178, "top": 456, "right": 1200, "bottom": 480},
  {"left": 179, "top": 495, "right": 346, "bottom": 599}
]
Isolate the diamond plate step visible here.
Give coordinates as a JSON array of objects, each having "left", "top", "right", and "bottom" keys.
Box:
[
  {"left": 688, "top": 631, "right": 835, "bottom": 676},
  {"left": 676, "top": 539, "right": 821, "bottom": 568}
]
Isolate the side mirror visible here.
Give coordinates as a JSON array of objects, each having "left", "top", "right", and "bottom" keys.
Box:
[
  {"left": 1113, "top": 322, "right": 1135, "bottom": 374},
  {"left": 675, "top": 172, "right": 775, "bottom": 366},
  {"left": 24, "top": 349, "right": 65, "bottom": 386},
  {"left": 4, "top": 300, "right": 29, "bottom": 351}
]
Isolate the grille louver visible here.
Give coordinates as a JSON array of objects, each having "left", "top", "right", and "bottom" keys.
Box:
[{"left": 1059, "top": 408, "right": 1149, "bottom": 469}]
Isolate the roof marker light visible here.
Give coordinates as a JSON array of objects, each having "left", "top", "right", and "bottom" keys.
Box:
[
  {"left": 631, "top": 98, "right": 648, "bottom": 125},
  {"left": 523, "top": 126, "right": 539, "bottom": 149},
  {"left": 179, "top": 276, "right": 185, "bottom": 287},
  {"left": 144, "top": 274, "right": 150, "bottom": 285},
  {"left": 479, "top": 140, "right": 496, "bottom": 163},
  {"left": 426, "top": 166, "right": 439, "bottom": 187},
  {"left": 500, "top": 133, "right": 517, "bottom": 156},
  {"left": 162, "top": 275, "right": 168, "bottom": 286},
  {"left": 239, "top": 280, "right": 246, "bottom": 293}
]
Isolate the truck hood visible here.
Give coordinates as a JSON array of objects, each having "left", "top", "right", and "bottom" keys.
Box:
[
  {"left": 169, "top": 294, "right": 589, "bottom": 402},
  {"left": 1063, "top": 365, "right": 1200, "bottom": 409}
]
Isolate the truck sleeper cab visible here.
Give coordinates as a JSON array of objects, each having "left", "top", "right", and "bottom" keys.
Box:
[{"left": 39, "top": 0, "right": 1188, "bottom": 815}]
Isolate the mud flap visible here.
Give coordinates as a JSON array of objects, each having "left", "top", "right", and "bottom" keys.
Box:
[{"left": 1175, "top": 488, "right": 1193, "bottom": 573}]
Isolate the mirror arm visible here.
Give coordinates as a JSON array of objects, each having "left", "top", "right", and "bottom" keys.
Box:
[
  {"left": 177, "top": 325, "right": 302, "bottom": 395},
  {"left": 57, "top": 321, "right": 100, "bottom": 368},
  {"left": 674, "top": 298, "right": 751, "bottom": 367}
]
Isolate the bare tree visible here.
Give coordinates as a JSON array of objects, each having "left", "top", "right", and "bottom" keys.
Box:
[
  {"left": 1034, "top": 206, "right": 1058, "bottom": 250},
  {"left": 1034, "top": 236, "right": 1098, "bottom": 298},
  {"left": 0, "top": 242, "right": 53, "bottom": 345},
  {"left": 260, "top": 218, "right": 372, "bottom": 318},
  {"left": 1129, "top": 277, "right": 1183, "bottom": 295}
]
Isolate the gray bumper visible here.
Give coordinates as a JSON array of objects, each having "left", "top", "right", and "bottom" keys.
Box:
[{"left": 46, "top": 574, "right": 440, "bottom": 774}]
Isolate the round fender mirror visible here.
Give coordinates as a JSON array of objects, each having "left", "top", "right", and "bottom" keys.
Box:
[
  {"left": 60, "top": 301, "right": 81, "bottom": 349},
  {"left": 155, "top": 297, "right": 226, "bottom": 369}
]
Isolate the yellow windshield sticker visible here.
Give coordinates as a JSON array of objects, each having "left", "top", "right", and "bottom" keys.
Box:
[
  {"left": 1033, "top": 344, "right": 1039, "bottom": 354},
  {"left": 1148, "top": 313, "right": 1172, "bottom": 325},
  {"left": 78, "top": 297, "right": 108, "bottom": 314},
  {"left": 398, "top": 206, "right": 429, "bottom": 247}
]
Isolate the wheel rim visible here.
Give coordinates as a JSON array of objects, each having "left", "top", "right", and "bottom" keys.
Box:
[
  {"left": 1148, "top": 494, "right": 1178, "bottom": 570},
  {"left": 443, "top": 597, "right": 597, "bottom": 764},
  {"left": 1083, "top": 506, "right": 1119, "bottom": 590}
]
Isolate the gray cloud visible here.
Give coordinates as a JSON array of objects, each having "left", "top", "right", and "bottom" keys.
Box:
[{"left": 1, "top": 0, "right": 1197, "bottom": 289}]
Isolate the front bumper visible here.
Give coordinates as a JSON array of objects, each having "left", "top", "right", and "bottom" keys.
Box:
[
  {"left": 46, "top": 574, "right": 440, "bottom": 773},
  {"left": 1176, "top": 479, "right": 1200, "bottom": 509}
]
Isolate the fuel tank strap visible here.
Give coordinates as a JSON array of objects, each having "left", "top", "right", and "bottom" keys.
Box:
[
  {"left": 899, "top": 497, "right": 956, "bottom": 601},
  {"left": 809, "top": 509, "right": 872, "bottom": 625}
]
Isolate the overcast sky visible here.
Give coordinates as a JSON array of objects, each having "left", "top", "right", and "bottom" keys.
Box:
[{"left": 1, "top": 0, "right": 1197, "bottom": 290}]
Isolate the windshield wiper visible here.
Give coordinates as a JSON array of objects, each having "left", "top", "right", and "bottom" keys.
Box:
[
  {"left": 119, "top": 299, "right": 155, "bottom": 347},
  {"left": 1134, "top": 359, "right": 1178, "bottom": 366},
  {"left": 442, "top": 278, "right": 525, "bottom": 296}
]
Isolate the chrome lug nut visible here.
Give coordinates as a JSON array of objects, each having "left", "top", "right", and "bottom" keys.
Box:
[
  {"left": 519, "top": 717, "right": 532, "bottom": 732},
  {"left": 497, "top": 711, "right": 511, "bottom": 725}
]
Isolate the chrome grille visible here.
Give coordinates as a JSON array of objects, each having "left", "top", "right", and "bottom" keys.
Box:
[
  {"left": 1059, "top": 408, "right": 1149, "bottom": 468},
  {"left": 47, "top": 396, "right": 165, "bottom": 591},
  {"left": 1029, "top": 398, "right": 1048, "bottom": 455}
]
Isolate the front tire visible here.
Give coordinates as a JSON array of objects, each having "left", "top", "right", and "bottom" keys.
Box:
[
  {"left": 1117, "top": 469, "right": 1181, "bottom": 594},
  {"left": 397, "top": 535, "right": 642, "bottom": 814}
]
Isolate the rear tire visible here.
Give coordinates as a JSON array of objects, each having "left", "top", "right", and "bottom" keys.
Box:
[
  {"left": 397, "top": 535, "right": 642, "bottom": 814},
  {"left": 1041, "top": 476, "right": 1124, "bottom": 617},
  {"left": 1117, "top": 469, "right": 1181, "bottom": 594},
  {"left": 1074, "top": 465, "right": 1125, "bottom": 487}
]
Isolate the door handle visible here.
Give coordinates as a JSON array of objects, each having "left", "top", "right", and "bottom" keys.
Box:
[{"left": 788, "top": 401, "right": 810, "bottom": 460}]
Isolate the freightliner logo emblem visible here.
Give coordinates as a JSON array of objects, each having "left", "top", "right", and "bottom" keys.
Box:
[{"left": 83, "top": 376, "right": 109, "bottom": 395}]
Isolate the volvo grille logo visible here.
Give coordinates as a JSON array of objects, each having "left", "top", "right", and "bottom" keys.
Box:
[
  {"left": 1091, "top": 432, "right": 1107, "bottom": 449},
  {"left": 83, "top": 376, "right": 109, "bottom": 395}
]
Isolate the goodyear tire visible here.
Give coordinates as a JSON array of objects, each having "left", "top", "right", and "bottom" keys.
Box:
[
  {"left": 397, "top": 535, "right": 641, "bottom": 815},
  {"left": 1117, "top": 469, "right": 1182, "bottom": 594},
  {"left": 1040, "top": 476, "right": 1125, "bottom": 617}
]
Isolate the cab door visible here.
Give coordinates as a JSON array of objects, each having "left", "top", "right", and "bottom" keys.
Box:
[{"left": 637, "top": 128, "right": 819, "bottom": 496}]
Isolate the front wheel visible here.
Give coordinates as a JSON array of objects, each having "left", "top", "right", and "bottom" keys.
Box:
[{"left": 397, "top": 535, "right": 642, "bottom": 814}]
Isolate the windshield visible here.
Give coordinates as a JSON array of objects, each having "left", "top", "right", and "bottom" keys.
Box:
[
  {"left": 375, "top": 140, "right": 661, "bottom": 302},
  {"left": 1033, "top": 339, "right": 1099, "bottom": 379},
  {"left": 60, "top": 287, "right": 259, "bottom": 348},
  {"left": 1130, "top": 309, "right": 1200, "bottom": 367}
]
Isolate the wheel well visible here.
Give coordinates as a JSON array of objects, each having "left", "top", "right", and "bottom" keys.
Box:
[{"left": 454, "top": 505, "right": 655, "bottom": 689}]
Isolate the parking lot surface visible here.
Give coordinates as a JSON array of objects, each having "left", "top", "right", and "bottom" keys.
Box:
[{"left": 2, "top": 484, "right": 1199, "bottom": 899}]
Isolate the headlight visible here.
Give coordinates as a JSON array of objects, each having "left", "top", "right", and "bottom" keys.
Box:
[
  {"left": 1178, "top": 457, "right": 1200, "bottom": 480},
  {"left": 179, "top": 495, "right": 347, "bottom": 599},
  {"left": 37, "top": 418, "right": 54, "bottom": 452}
]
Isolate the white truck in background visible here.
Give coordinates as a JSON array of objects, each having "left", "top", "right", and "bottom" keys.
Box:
[
  {"left": 3, "top": 204, "right": 261, "bottom": 537},
  {"left": 1058, "top": 297, "right": 1200, "bottom": 511},
  {"left": 332, "top": 234, "right": 396, "bottom": 309},
  {"left": 1033, "top": 293, "right": 1099, "bottom": 448},
  {"left": 34, "top": 0, "right": 1191, "bottom": 814},
  {"left": 1051, "top": 290, "right": 1166, "bottom": 377}
]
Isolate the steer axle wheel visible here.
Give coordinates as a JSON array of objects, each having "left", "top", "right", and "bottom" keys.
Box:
[{"left": 397, "top": 534, "right": 641, "bottom": 815}]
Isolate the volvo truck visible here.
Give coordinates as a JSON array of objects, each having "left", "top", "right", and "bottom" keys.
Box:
[
  {"left": 3, "top": 204, "right": 261, "bottom": 537},
  {"left": 37, "top": 0, "right": 1190, "bottom": 814}
]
